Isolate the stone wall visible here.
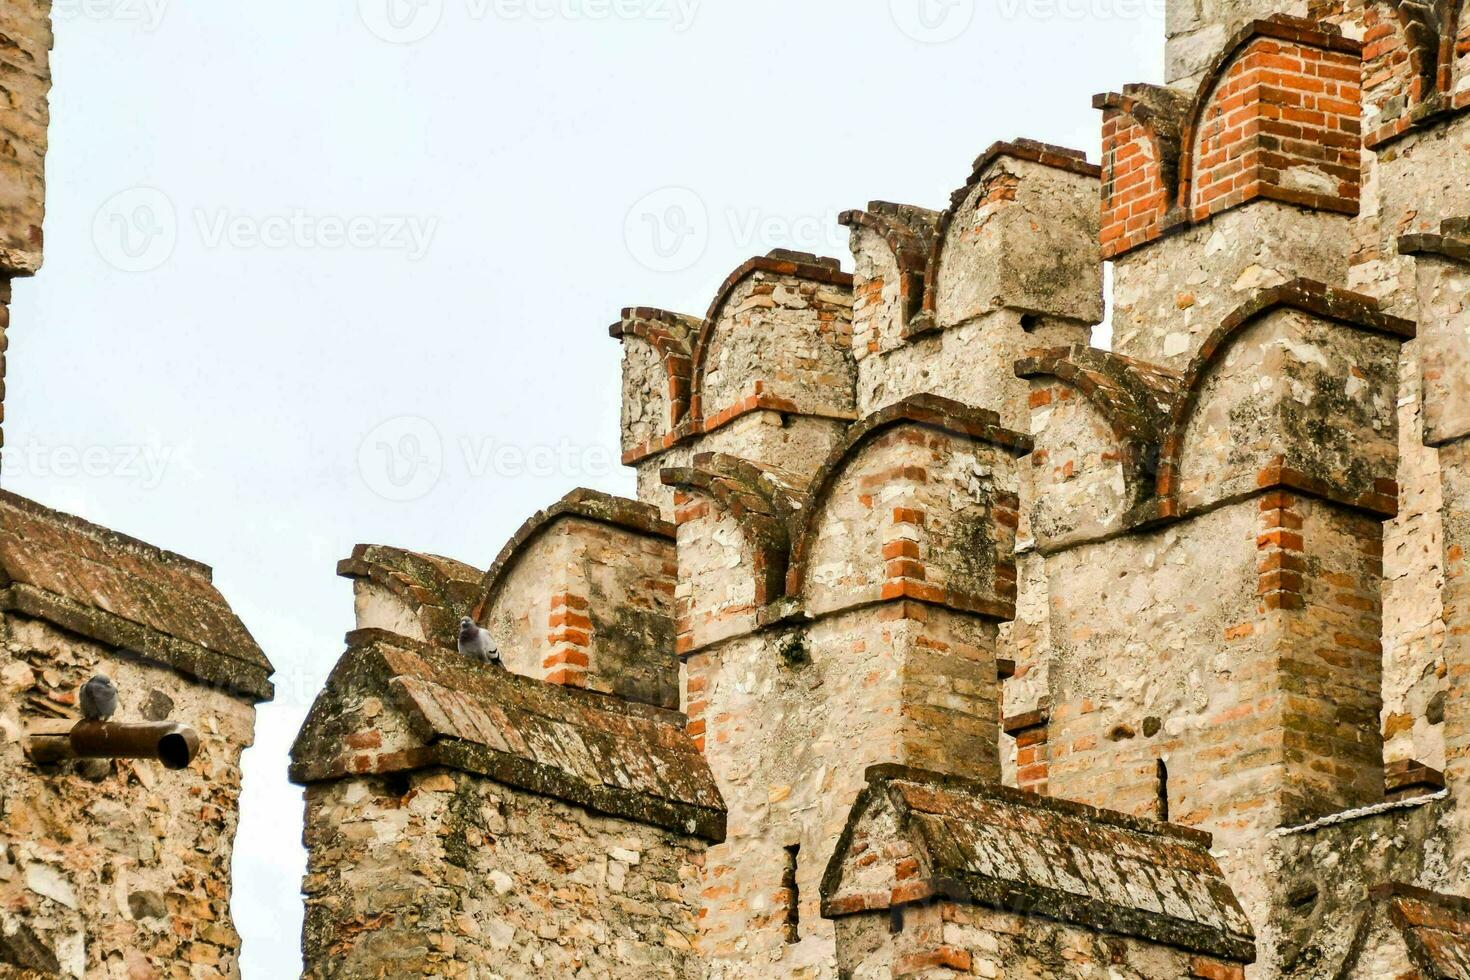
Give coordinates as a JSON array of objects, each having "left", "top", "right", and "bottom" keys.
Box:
[
  {"left": 0, "top": 0, "right": 50, "bottom": 279},
  {"left": 1, "top": 616, "right": 259, "bottom": 979},
  {"left": 302, "top": 769, "right": 706, "bottom": 979}
]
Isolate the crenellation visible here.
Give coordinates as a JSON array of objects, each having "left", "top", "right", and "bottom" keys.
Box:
[
  {"left": 277, "top": 1, "right": 1470, "bottom": 975},
  {"left": 0, "top": 0, "right": 51, "bottom": 279}
]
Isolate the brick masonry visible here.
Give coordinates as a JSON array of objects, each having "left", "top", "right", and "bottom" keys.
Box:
[{"left": 256, "top": 0, "right": 1470, "bottom": 976}]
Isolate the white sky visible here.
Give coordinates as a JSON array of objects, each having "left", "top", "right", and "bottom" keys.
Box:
[{"left": 9, "top": 1, "right": 1163, "bottom": 975}]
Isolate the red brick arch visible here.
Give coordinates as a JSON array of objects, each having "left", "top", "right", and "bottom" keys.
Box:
[
  {"left": 1152, "top": 279, "right": 1415, "bottom": 519},
  {"left": 782, "top": 394, "right": 1030, "bottom": 613}
]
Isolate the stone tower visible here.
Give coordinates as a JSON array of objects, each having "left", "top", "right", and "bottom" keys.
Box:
[{"left": 294, "top": 0, "right": 1470, "bottom": 976}]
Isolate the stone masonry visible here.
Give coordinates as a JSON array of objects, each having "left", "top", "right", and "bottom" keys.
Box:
[{"left": 282, "top": 0, "right": 1470, "bottom": 976}]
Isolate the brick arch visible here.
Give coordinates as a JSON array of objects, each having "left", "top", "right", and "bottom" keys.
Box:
[
  {"left": 471, "top": 488, "right": 673, "bottom": 624},
  {"left": 1177, "top": 16, "right": 1362, "bottom": 220},
  {"left": 686, "top": 251, "right": 854, "bottom": 425},
  {"left": 1095, "top": 88, "right": 1190, "bottom": 258},
  {"left": 1450, "top": 0, "right": 1470, "bottom": 100},
  {"left": 1153, "top": 279, "right": 1415, "bottom": 517},
  {"left": 1360, "top": 0, "right": 1443, "bottom": 143},
  {"left": 782, "top": 394, "right": 1031, "bottom": 608},
  {"left": 660, "top": 454, "right": 801, "bottom": 609},
  {"left": 610, "top": 307, "right": 697, "bottom": 432},
  {"left": 837, "top": 205, "right": 935, "bottom": 329},
  {"left": 1014, "top": 346, "right": 1182, "bottom": 515},
  {"left": 915, "top": 139, "right": 1099, "bottom": 331}
]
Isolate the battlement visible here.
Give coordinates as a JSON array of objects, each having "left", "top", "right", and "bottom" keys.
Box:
[{"left": 292, "top": 3, "right": 1470, "bottom": 977}]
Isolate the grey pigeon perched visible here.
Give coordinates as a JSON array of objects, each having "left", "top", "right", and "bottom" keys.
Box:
[
  {"left": 79, "top": 675, "right": 118, "bottom": 721},
  {"left": 457, "top": 617, "right": 500, "bottom": 666}
]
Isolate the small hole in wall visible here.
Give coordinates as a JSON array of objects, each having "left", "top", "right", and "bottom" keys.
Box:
[
  {"left": 1156, "top": 760, "right": 1170, "bottom": 823},
  {"left": 783, "top": 844, "right": 801, "bottom": 944},
  {"left": 1019, "top": 313, "right": 1039, "bottom": 332},
  {"left": 383, "top": 772, "right": 412, "bottom": 798},
  {"left": 889, "top": 906, "right": 904, "bottom": 934}
]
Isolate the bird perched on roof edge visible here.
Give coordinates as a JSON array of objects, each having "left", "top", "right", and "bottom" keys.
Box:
[
  {"left": 458, "top": 617, "right": 501, "bottom": 667},
  {"left": 80, "top": 675, "right": 118, "bottom": 721}
]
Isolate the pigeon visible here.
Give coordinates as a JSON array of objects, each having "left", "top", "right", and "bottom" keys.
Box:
[
  {"left": 79, "top": 675, "right": 118, "bottom": 721},
  {"left": 457, "top": 617, "right": 501, "bottom": 666}
]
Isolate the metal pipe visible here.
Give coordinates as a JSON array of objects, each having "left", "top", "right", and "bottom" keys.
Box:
[{"left": 68, "top": 720, "right": 200, "bottom": 770}]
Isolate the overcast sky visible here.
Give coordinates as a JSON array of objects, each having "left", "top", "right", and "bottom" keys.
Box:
[{"left": 10, "top": 1, "right": 1163, "bottom": 974}]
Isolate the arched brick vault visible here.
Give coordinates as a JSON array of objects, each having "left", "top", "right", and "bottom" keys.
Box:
[
  {"left": 686, "top": 249, "right": 855, "bottom": 426},
  {"left": 1359, "top": 0, "right": 1450, "bottom": 145},
  {"left": 1093, "top": 86, "right": 1191, "bottom": 257},
  {"left": 913, "top": 139, "right": 1099, "bottom": 335},
  {"left": 1176, "top": 15, "right": 1363, "bottom": 219},
  {"left": 659, "top": 453, "right": 801, "bottom": 609},
  {"left": 1014, "top": 346, "right": 1183, "bottom": 515},
  {"left": 1152, "top": 278, "right": 1416, "bottom": 520},
  {"left": 837, "top": 202, "right": 938, "bottom": 328},
  {"left": 782, "top": 393, "right": 1032, "bottom": 613},
  {"left": 608, "top": 306, "right": 697, "bottom": 433},
  {"left": 470, "top": 487, "right": 673, "bottom": 623}
]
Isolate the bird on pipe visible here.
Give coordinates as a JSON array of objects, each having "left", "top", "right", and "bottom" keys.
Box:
[
  {"left": 457, "top": 617, "right": 501, "bottom": 667},
  {"left": 80, "top": 675, "right": 118, "bottom": 720}
]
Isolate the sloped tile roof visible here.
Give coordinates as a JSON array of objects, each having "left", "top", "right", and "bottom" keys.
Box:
[
  {"left": 0, "top": 490, "right": 272, "bottom": 700},
  {"left": 822, "top": 765, "right": 1255, "bottom": 963},
  {"left": 290, "top": 629, "right": 724, "bottom": 841}
]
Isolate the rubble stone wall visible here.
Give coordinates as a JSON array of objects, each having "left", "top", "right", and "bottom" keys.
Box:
[
  {"left": 301, "top": 768, "right": 706, "bottom": 980},
  {"left": 0, "top": 615, "right": 257, "bottom": 979}
]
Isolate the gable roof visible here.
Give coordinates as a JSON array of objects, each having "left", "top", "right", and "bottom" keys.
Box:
[
  {"left": 0, "top": 490, "right": 272, "bottom": 701},
  {"left": 289, "top": 629, "right": 725, "bottom": 841},
  {"left": 822, "top": 765, "right": 1255, "bottom": 963}
]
